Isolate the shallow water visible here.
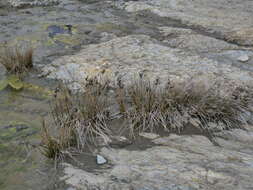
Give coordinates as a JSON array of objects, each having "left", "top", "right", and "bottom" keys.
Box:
[{"left": 0, "top": 74, "right": 61, "bottom": 190}]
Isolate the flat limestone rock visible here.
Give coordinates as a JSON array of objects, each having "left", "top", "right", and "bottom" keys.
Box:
[
  {"left": 61, "top": 133, "right": 253, "bottom": 190},
  {"left": 226, "top": 27, "right": 253, "bottom": 47},
  {"left": 42, "top": 35, "right": 253, "bottom": 88},
  {"left": 159, "top": 27, "right": 240, "bottom": 53},
  {"left": 119, "top": 0, "right": 253, "bottom": 46},
  {"left": 8, "top": 0, "right": 59, "bottom": 8}
]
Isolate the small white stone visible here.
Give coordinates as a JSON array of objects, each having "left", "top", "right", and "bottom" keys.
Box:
[
  {"left": 96, "top": 155, "right": 107, "bottom": 165},
  {"left": 139, "top": 132, "right": 160, "bottom": 140},
  {"left": 237, "top": 54, "right": 249, "bottom": 62}
]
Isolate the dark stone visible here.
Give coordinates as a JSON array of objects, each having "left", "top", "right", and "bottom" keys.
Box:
[{"left": 47, "top": 25, "right": 72, "bottom": 38}]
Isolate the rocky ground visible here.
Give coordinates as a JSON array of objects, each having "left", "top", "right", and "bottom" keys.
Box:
[
  {"left": 40, "top": 0, "right": 253, "bottom": 88},
  {"left": 1, "top": 0, "right": 253, "bottom": 190},
  {"left": 62, "top": 129, "right": 253, "bottom": 190},
  {"left": 42, "top": 1, "right": 253, "bottom": 189}
]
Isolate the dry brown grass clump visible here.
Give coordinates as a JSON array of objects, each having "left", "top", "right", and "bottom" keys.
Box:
[
  {"left": 0, "top": 45, "right": 33, "bottom": 76},
  {"left": 41, "top": 119, "right": 62, "bottom": 159},
  {"left": 41, "top": 75, "right": 253, "bottom": 159},
  {"left": 117, "top": 77, "right": 253, "bottom": 137},
  {"left": 41, "top": 78, "right": 111, "bottom": 159}
]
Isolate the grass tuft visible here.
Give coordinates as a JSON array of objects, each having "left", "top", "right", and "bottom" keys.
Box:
[
  {"left": 41, "top": 75, "right": 253, "bottom": 159},
  {"left": 0, "top": 45, "right": 33, "bottom": 76},
  {"left": 41, "top": 119, "right": 61, "bottom": 159},
  {"left": 41, "top": 78, "right": 111, "bottom": 159},
  {"left": 118, "top": 77, "right": 253, "bottom": 137}
]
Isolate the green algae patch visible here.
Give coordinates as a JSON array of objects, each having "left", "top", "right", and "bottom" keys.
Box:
[
  {"left": 0, "top": 121, "right": 37, "bottom": 142},
  {"left": 0, "top": 79, "right": 8, "bottom": 91},
  {"left": 23, "top": 82, "right": 54, "bottom": 98},
  {"left": 0, "top": 75, "right": 24, "bottom": 91},
  {"left": 0, "top": 75, "right": 54, "bottom": 98},
  {"left": 41, "top": 23, "right": 81, "bottom": 47},
  {"left": 1, "top": 23, "right": 82, "bottom": 57},
  {"left": 45, "top": 38, "right": 56, "bottom": 46},
  {"left": 0, "top": 127, "right": 16, "bottom": 138},
  {"left": 0, "top": 142, "right": 36, "bottom": 190},
  {"left": 6, "top": 34, "right": 42, "bottom": 49},
  {"left": 8, "top": 75, "right": 24, "bottom": 90},
  {"left": 53, "top": 34, "right": 81, "bottom": 46},
  {"left": 0, "top": 124, "right": 37, "bottom": 142},
  {"left": 0, "top": 122, "right": 40, "bottom": 189}
]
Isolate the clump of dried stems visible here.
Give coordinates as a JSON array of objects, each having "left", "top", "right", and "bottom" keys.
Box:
[
  {"left": 41, "top": 75, "right": 253, "bottom": 159},
  {"left": 41, "top": 77, "right": 111, "bottom": 159},
  {"left": 0, "top": 45, "right": 33, "bottom": 77},
  {"left": 117, "top": 76, "right": 253, "bottom": 138}
]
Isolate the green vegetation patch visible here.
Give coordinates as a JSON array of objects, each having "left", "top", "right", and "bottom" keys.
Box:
[{"left": 0, "top": 123, "right": 37, "bottom": 142}]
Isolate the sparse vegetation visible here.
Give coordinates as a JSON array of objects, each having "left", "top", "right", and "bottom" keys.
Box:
[
  {"left": 118, "top": 77, "right": 253, "bottom": 137},
  {"left": 41, "top": 75, "right": 253, "bottom": 159},
  {"left": 0, "top": 45, "right": 33, "bottom": 77},
  {"left": 41, "top": 78, "right": 111, "bottom": 159},
  {"left": 41, "top": 119, "right": 62, "bottom": 159}
]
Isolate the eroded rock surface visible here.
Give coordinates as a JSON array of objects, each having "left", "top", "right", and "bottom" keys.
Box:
[
  {"left": 8, "top": 0, "right": 59, "bottom": 8},
  {"left": 42, "top": 35, "right": 253, "bottom": 89},
  {"left": 49, "top": 2, "right": 253, "bottom": 189},
  {"left": 119, "top": 0, "right": 253, "bottom": 46},
  {"left": 158, "top": 27, "right": 240, "bottom": 54},
  {"left": 61, "top": 128, "right": 253, "bottom": 190}
]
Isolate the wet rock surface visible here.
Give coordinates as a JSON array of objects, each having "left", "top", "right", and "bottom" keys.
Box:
[{"left": 1, "top": 0, "right": 253, "bottom": 190}]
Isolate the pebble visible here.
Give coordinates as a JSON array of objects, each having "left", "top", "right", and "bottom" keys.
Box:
[
  {"left": 237, "top": 54, "right": 249, "bottom": 62},
  {"left": 96, "top": 155, "right": 107, "bottom": 165},
  {"left": 139, "top": 132, "right": 160, "bottom": 140}
]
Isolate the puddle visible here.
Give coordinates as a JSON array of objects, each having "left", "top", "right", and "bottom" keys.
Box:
[{"left": 0, "top": 75, "right": 59, "bottom": 190}]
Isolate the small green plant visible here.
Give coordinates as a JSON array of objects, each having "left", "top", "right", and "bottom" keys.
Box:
[{"left": 0, "top": 45, "right": 33, "bottom": 76}]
